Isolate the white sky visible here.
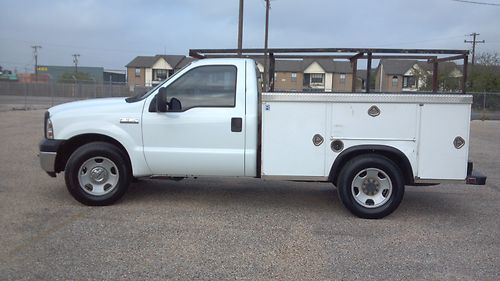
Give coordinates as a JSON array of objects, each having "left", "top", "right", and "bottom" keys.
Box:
[{"left": 0, "top": 0, "right": 499, "bottom": 72}]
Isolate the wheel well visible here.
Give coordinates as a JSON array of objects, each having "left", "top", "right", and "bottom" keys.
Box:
[
  {"left": 55, "top": 134, "right": 132, "bottom": 173},
  {"left": 329, "top": 145, "right": 414, "bottom": 186}
]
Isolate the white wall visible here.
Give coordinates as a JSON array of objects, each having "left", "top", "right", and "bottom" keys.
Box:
[
  {"left": 145, "top": 58, "right": 173, "bottom": 86},
  {"left": 325, "top": 73, "right": 333, "bottom": 92},
  {"left": 304, "top": 62, "right": 325, "bottom": 73},
  {"left": 152, "top": 58, "right": 172, "bottom": 70},
  {"left": 145, "top": 69, "right": 152, "bottom": 87}
]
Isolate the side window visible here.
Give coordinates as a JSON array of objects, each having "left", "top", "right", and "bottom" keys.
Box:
[{"left": 166, "top": 65, "right": 237, "bottom": 111}]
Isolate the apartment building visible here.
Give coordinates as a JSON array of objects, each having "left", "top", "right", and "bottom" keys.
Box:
[
  {"left": 375, "top": 59, "right": 463, "bottom": 92},
  {"left": 125, "top": 55, "right": 195, "bottom": 90},
  {"left": 257, "top": 59, "right": 361, "bottom": 92}
]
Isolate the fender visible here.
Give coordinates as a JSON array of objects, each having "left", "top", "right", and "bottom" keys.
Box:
[
  {"left": 55, "top": 120, "right": 151, "bottom": 177},
  {"left": 329, "top": 145, "right": 414, "bottom": 185}
]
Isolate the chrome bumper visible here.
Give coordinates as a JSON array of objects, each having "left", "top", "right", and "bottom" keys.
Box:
[
  {"left": 39, "top": 139, "right": 64, "bottom": 178},
  {"left": 39, "top": 151, "right": 57, "bottom": 177}
]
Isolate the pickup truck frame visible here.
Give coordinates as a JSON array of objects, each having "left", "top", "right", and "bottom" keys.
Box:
[{"left": 39, "top": 48, "right": 486, "bottom": 219}]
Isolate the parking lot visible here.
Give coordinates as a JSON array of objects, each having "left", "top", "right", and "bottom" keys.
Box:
[{"left": 0, "top": 109, "right": 498, "bottom": 280}]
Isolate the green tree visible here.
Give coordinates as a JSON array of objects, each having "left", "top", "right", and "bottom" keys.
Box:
[
  {"left": 468, "top": 52, "right": 500, "bottom": 113},
  {"left": 412, "top": 63, "right": 462, "bottom": 92},
  {"left": 469, "top": 52, "right": 500, "bottom": 93},
  {"left": 59, "top": 71, "right": 94, "bottom": 83}
]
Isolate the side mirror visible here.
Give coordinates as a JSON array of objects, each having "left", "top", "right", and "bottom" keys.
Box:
[
  {"left": 169, "top": 97, "right": 182, "bottom": 112},
  {"left": 156, "top": 88, "right": 167, "bottom": 112}
]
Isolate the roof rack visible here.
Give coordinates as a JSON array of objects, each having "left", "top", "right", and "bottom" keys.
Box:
[{"left": 189, "top": 48, "right": 470, "bottom": 93}]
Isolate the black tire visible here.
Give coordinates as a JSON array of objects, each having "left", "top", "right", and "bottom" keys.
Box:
[
  {"left": 336, "top": 154, "right": 405, "bottom": 219},
  {"left": 64, "top": 142, "right": 131, "bottom": 206}
]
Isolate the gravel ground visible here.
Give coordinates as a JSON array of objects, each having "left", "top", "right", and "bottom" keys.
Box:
[{"left": 0, "top": 110, "right": 498, "bottom": 281}]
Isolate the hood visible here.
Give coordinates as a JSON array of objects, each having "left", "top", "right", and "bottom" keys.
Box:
[{"left": 48, "top": 98, "right": 133, "bottom": 116}]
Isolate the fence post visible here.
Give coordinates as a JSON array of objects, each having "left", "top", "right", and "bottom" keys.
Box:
[
  {"left": 50, "top": 80, "right": 54, "bottom": 107},
  {"left": 24, "top": 82, "right": 28, "bottom": 110},
  {"left": 480, "top": 92, "right": 486, "bottom": 121}
]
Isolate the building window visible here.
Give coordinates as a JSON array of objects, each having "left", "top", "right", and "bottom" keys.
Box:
[
  {"left": 303, "top": 73, "right": 325, "bottom": 89},
  {"left": 311, "top": 73, "right": 324, "bottom": 84},
  {"left": 135, "top": 68, "right": 141, "bottom": 77},
  {"left": 339, "top": 73, "right": 346, "bottom": 84},
  {"left": 403, "top": 75, "right": 417, "bottom": 89},
  {"left": 153, "top": 69, "right": 168, "bottom": 81},
  {"left": 392, "top": 76, "right": 398, "bottom": 87},
  {"left": 291, "top": 72, "right": 297, "bottom": 82}
]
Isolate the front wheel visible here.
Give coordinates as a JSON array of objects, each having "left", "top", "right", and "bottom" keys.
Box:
[
  {"left": 336, "top": 154, "right": 405, "bottom": 219},
  {"left": 65, "top": 142, "right": 131, "bottom": 206}
]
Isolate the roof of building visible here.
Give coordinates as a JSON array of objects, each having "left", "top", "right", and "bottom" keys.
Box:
[
  {"left": 126, "top": 56, "right": 158, "bottom": 68},
  {"left": 380, "top": 59, "right": 462, "bottom": 75},
  {"left": 357, "top": 69, "right": 377, "bottom": 79},
  {"left": 161, "top": 55, "right": 186, "bottom": 68},
  {"left": 125, "top": 55, "right": 189, "bottom": 69},
  {"left": 176, "top": 57, "right": 196, "bottom": 68},
  {"left": 416, "top": 61, "right": 462, "bottom": 74},
  {"left": 274, "top": 60, "right": 303, "bottom": 72},
  {"left": 379, "top": 59, "right": 419, "bottom": 75},
  {"left": 260, "top": 59, "right": 354, "bottom": 73},
  {"left": 331, "top": 61, "right": 353, "bottom": 73}
]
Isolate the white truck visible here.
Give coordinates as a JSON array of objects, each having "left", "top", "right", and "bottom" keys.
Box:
[{"left": 39, "top": 58, "right": 486, "bottom": 219}]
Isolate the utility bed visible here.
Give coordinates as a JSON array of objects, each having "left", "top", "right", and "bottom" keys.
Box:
[{"left": 261, "top": 92, "right": 472, "bottom": 183}]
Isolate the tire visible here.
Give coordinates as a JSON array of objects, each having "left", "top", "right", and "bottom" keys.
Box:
[
  {"left": 64, "top": 142, "right": 131, "bottom": 206},
  {"left": 336, "top": 154, "right": 405, "bottom": 219}
]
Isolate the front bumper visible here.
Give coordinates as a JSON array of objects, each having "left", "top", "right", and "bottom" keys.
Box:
[
  {"left": 39, "top": 139, "right": 64, "bottom": 177},
  {"left": 39, "top": 151, "right": 57, "bottom": 177}
]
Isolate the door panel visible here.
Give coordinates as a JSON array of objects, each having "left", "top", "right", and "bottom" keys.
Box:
[{"left": 142, "top": 63, "right": 246, "bottom": 176}]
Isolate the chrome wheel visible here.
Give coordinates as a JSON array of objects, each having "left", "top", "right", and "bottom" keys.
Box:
[
  {"left": 78, "top": 157, "right": 119, "bottom": 196},
  {"left": 351, "top": 168, "right": 392, "bottom": 208}
]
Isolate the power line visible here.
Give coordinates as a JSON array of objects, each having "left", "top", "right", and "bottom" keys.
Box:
[
  {"left": 465, "top": 33, "right": 485, "bottom": 65},
  {"left": 376, "top": 35, "right": 465, "bottom": 47},
  {"left": 263, "top": 0, "right": 271, "bottom": 91},
  {"left": 451, "top": 0, "right": 500, "bottom": 6},
  {"left": 31, "top": 45, "right": 42, "bottom": 81},
  {"left": 72, "top": 54, "right": 80, "bottom": 73},
  {"left": 237, "top": 0, "right": 244, "bottom": 55}
]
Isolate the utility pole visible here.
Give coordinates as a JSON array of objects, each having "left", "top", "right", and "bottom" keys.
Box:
[
  {"left": 464, "top": 33, "right": 485, "bottom": 65},
  {"left": 31, "top": 45, "right": 42, "bottom": 81},
  {"left": 72, "top": 54, "right": 80, "bottom": 73},
  {"left": 263, "top": 0, "right": 270, "bottom": 91},
  {"left": 237, "top": 0, "right": 244, "bottom": 55}
]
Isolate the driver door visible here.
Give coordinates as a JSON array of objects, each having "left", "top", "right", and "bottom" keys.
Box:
[{"left": 142, "top": 62, "right": 246, "bottom": 177}]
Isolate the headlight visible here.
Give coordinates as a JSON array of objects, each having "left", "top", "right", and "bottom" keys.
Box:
[{"left": 44, "top": 111, "right": 54, "bottom": 139}]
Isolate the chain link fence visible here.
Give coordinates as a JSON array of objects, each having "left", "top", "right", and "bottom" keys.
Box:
[
  {"left": 0, "top": 80, "right": 150, "bottom": 111},
  {"left": 471, "top": 92, "right": 500, "bottom": 120},
  {"left": 0, "top": 80, "right": 498, "bottom": 119}
]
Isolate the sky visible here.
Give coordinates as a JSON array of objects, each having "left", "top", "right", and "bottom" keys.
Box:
[{"left": 0, "top": 0, "right": 499, "bottom": 72}]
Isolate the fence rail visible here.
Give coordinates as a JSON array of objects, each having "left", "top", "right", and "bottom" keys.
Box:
[
  {"left": 0, "top": 80, "right": 149, "bottom": 99},
  {"left": 0, "top": 80, "right": 498, "bottom": 119}
]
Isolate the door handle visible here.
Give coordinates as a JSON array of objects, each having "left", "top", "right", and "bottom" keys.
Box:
[{"left": 231, "top": 117, "right": 242, "bottom": 132}]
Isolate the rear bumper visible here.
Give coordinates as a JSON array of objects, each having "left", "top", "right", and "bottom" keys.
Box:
[
  {"left": 466, "top": 161, "right": 487, "bottom": 185},
  {"left": 39, "top": 139, "right": 64, "bottom": 177}
]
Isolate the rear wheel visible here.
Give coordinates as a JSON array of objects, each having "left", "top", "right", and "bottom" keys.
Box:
[
  {"left": 65, "top": 142, "right": 131, "bottom": 206},
  {"left": 336, "top": 154, "right": 405, "bottom": 219}
]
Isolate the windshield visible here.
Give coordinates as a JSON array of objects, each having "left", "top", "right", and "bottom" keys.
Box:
[{"left": 126, "top": 62, "right": 193, "bottom": 103}]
